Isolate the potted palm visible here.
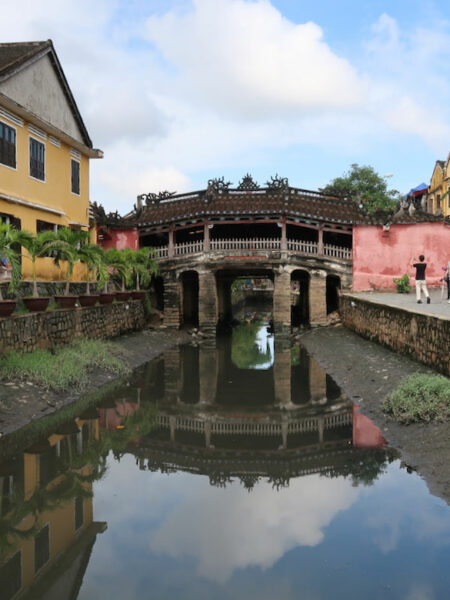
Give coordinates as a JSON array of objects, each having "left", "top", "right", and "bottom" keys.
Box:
[
  {"left": 105, "top": 248, "right": 132, "bottom": 301},
  {"left": 0, "top": 222, "right": 29, "bottom": 317},
  {"left": 130, "top": 247, "right": 159, "bottom": 300},
  {"left": 52, "top": 227, "right": 89, "bottom": 308},
  {"left": 78, "top": 243, "right": 104, "bottom": 306},
  {"left": 20, "top": 230, "right": 60, "bottom": 312},
  {"left": 98, "top": 249, "right": 115, "bottom": 305}
]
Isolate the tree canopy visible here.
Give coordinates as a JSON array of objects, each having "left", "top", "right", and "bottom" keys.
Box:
[{"left": 321, "top": 164, "right": 401, "bottom": 214}]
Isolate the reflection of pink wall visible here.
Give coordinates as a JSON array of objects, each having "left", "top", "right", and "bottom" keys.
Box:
[
  {"left": 99, "top": 402, "right": 139, "bottom": 430},
  {"left": 353, "top": 222, "right": 450, "bottom": 291},
  {"left": 98, "top": 228, "right": 139, "bottom": 251},
  {"left": 352, "top": 404, "right": 385, "bottom": 448}
]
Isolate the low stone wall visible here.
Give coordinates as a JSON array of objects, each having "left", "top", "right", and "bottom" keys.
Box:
[
  {"left": 340, "top": 295, "right": 450, "bottom": 376},
  {"left": 0, "top": 301, "right": 145, "bottom": 355}
]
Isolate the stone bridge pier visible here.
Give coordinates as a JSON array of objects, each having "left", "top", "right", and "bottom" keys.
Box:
[{"left": 162, "top": 259, "right": 347, "bottom": 336}]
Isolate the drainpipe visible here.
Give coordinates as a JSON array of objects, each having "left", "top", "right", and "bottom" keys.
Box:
[
  {"left": 204, "top": 219, "right": 210, "bottom": 252},
  {"left": 168, "top": 226, "right": 174, "bottom": 258},
  {"left": 318, "top": 226, "right": 324, "bottom": 255}
]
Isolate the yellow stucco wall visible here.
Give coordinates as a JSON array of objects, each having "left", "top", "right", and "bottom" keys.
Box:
[
  {"left": 0, "top": 108, "right": 95, "bottom": 281},
  {"left": 427, "top": 161, "right": 449, "bottom": 216}
]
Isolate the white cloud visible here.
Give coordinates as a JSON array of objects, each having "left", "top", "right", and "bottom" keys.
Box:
[
  {"left": 146, "top": 0, "right": 365, "bottom": 119},
  {"left": 150, "top": 474, "right": 359, "bottom": 583}
]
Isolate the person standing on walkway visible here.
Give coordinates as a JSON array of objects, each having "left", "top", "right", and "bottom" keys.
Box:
[
  {"left": 410, "top": 255, "right": 430, "bottom": 304},
  {"left": 442, "top": 262, "right": 450, "bottom": 303}
]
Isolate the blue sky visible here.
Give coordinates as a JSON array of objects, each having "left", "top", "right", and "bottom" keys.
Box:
[{"left": 1, "top": 0, "right": 449, "bottom": 212}]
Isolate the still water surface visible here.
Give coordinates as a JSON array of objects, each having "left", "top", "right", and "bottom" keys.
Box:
[{"left": 1, "top": 325, "right": 450, "bottom": 599}]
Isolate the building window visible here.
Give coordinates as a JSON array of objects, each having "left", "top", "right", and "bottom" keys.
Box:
[
  {"left": 34, "top": 524, "right": 50, "bottom": 572},
  {"left": 36, "top": 220, "right": 58, "bottom": 233},
  {"left": 29, "top": 137, "right": 45, "bottom": 181},
  {"left": 0, "top": 551, "right": 21, "bottom": 600},
  {"left": 71, "top": 159, "right": 80, "bottom": 195},
  {"left": 0, "top": 121, "right": 16, "bottom": 169},
  {"left": 75, "top": 496, "right": 84, "bottom": 531}
]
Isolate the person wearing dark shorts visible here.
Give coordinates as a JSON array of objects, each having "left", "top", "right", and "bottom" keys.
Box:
[{"left": 410, "top": 255, "right": 430, "bottom": 304}]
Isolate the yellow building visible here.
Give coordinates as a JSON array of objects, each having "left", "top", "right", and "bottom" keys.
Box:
[
  {"left": 427, "top": 153, "right": 450, "bottom": 216},
  {"left": 0, "top": 40, "right": 102, "bottom": 280}
]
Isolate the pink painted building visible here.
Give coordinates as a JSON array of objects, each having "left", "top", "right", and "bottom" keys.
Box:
[
  {"left": 353, "top": 220, "right": 450, "bottom": 291},
  {"left": 97, "top": 225, "right": 139, "bottom": 251}
]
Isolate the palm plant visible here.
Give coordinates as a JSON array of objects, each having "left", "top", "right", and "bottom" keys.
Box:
[
  {"left": 0, "top": 222, "right": 30, "bottom": 301},
  {"left": 130, "top": 247, "right": 159, "bottom": 291},
  {"left": 104, "top": 248, "right": 132, "bottom": 292},
  {"left": 78, "top": 243, "right": 105, "bottom": 295},
  {"left": 20, "top": 230, "right": 60, "bottom": 297},
  {"left": 52, "top": 228, "right": 89, "bottom": 295}
]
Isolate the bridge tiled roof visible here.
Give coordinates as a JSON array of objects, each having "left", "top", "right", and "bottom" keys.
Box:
[{"left": 126, "top": 187, "right": 371, "bottom": 227}]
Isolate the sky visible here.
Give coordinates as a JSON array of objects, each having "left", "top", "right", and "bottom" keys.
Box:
[{"left": 1, "top": 0, "right": 449, "bottom": 213}]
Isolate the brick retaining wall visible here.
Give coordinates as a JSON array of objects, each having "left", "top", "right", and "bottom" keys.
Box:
[
  {"left": 340, "top": 295, "right": 450, "bottom": 376},
  {"left": 0, "top": 301, "right": 145, "bottom": 355}
]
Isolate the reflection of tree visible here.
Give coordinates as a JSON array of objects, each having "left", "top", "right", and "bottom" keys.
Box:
[
  {"left": 231, "top": 323, "right": 270, "bottom": 369},
  {"left": 327, "top": 448, "right": 399, "bottom": 487},
  {"left": 209, "top": 472, "right": 233, "bottom": 488},
  {"left": 239, "top": 474, "right": 261, "bottom": 492}
]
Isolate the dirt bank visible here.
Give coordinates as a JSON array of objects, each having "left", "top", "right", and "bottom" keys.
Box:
[
  {"left": 0, "top": 327, "right": 190, "bottom": 438},
  {"left": 299, "top": 326, "right": 450, "bottom": 506}
]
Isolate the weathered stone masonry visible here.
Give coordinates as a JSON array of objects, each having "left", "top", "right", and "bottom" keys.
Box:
[
  {"left": 340, "top": 295, "right": 450, "bottom": 376},
  {"left": 0, "top": 301, "right": 145, "bottom": 355}
]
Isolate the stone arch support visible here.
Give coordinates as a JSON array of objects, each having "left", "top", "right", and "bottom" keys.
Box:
[{"left": 309, "top": 269, "right": 327, "bottom": 326}]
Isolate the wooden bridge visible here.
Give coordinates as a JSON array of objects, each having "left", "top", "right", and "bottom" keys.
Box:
[{"left": 123, "top": 176, "right": 366, "bottom": 334}]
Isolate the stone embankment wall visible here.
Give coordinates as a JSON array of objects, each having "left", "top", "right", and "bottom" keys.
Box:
[
  {"left": 0, "top": 302, "right": 145, "bottom": 355},
  {"left": 340, "top": 295, "right": 450, "bottom": 376}
]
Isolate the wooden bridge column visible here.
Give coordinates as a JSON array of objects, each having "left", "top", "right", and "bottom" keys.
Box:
[
  {"left": 309, "top": 270, "right": 327, "bottom": 326},
  {"left": 198, "top": 271, "right": 218, "bottom": 336},
  {"left": 273, "top": 269, "right": 291, "bottom": 336},
  {"left": 163, "top": 272, "right": 181, "bottom": 328}
]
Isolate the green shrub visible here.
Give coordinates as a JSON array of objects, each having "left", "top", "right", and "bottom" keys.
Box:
[
  {"left": 393, "top": 273, "right": 410, "bottom": 294},
  {"left": 382, "top": 373, "right": 450, "bottom": 424},
  {"left": 0, "top": 339, "right": 129, "bottom": 392}
]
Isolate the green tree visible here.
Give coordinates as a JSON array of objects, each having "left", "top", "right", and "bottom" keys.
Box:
[
  {"left": 78, "top": 243, "right": 105, "bottom": 294},
  {"left": 20, "top": 230, "right": 60, "bottom": 297},
  {"left": 321, "top": 164, "right": 401, "bottom": 214},
  {"left": 104, "top": 248, "right": 132, "bottom": 292},
  {"left": 0, "top": 222, "right": 30, "bottom": 300},
  {"left": 52, "top": 227, "right": 90, "bottom": 295},
  {"left": 128, "top": 247, "right": 159, "bottom": 291}
]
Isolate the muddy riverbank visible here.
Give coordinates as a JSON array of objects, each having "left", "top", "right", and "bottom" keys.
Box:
[
  {"left": 0, "top": 327, "right": 190, "bottom": 438},
  {"left": 299, "top": 326, "right": 450, "bottom": 506}
]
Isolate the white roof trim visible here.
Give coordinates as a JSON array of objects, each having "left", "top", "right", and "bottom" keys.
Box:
[
  {"left": 68, "top": 221, "right": 89, "bottom": 228},
  {"left": 0, "top": 191, "right": 66, "bottom": 216}
]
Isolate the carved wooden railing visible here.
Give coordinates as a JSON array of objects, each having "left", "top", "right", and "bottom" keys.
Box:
[
  {"left": 153, "top": 238, "right": 351, "bottom": 260},
  {"left": 157, "top": 410, "right": 352, "bottom": 436}
]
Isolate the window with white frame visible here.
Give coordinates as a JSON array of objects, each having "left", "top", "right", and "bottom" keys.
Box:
[
  {"left": 29, "top": 137, "right": 45, "bottom": 181},
  {"left": 0, "top": 121, "right": 16, "bottom": 168},
  {"left": 71, "top": 158, "right": 80, "bottom": 194}
]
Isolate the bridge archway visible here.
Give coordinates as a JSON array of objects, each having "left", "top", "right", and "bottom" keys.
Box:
[
  {"left": 326, "top": 274, "right": 340, "bottom": 314},
  {"left": 180, "top": 270, "right": 199, "bottom": 326},
  {"left": 290, "top": 269, "right": 310, "bottom": 326},
  {"left": 152, "top": 276, "right": 164, "bottom": 312},
  {"left": 215, "top": 268, "right": 274, "bottom": 330}
]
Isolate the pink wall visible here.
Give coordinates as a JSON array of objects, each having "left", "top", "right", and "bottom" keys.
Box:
[
  {"left": 98, "top": 227, "right": 139, "bottom": 251},
  {"left": 353, "top": 222, "right": 450, "bottom": 291}
]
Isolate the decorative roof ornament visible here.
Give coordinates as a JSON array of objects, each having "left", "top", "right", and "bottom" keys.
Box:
[
  {"left": 207, "top": 177, "right": 232, "bottom": 193},
  {"left": 138, "top": 191, "right": 177, "bottom": 207},
  {"left": 266, "top": 174, "right": 289, "bottom": 191},
  {"left": 237, "top": 173, "right": 260, "bottom": 191},
  {"left": 91, "top": 201, "right": 123, "bottom": 225}
]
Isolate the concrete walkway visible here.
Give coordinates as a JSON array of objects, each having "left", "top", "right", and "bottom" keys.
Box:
[{"left": 351, "top": 288, "right": 450, "bottom": 320}]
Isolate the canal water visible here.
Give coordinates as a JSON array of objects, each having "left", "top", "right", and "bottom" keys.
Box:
[{"left": 1, "top": 324, "right": 450, "bottom": 599}]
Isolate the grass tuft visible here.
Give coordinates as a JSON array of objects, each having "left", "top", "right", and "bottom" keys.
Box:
[
  {"left": 382, "top": 373, "right": 450, "bottom": 424},
  {"left": 0, "top": 339, "right": 129, "bottom": 392}
]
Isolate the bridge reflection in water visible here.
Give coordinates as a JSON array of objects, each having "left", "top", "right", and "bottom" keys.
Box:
[{"left": 99, "top": 325, "right": 392, "bottom": 491}]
